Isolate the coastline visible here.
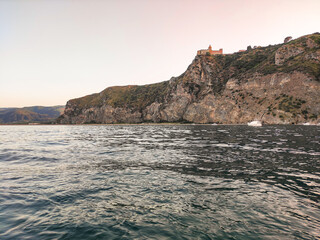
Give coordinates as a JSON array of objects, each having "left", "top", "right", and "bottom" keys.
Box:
[{"left": 1, "top": 122, "right": 319, "bottom": 126}]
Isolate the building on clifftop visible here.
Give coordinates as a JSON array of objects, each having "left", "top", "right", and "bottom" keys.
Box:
[{"left": 197, "top": 45, "right": 223, "bottom": 55}]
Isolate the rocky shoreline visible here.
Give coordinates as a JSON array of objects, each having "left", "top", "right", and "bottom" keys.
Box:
[{"left": 57, "top": 33, "right": 320, "bottom": 125}]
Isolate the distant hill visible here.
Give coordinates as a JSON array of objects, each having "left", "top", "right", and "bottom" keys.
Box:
[
  {"left": 57, "top": 33, "right": 320, "bottom": 124},
  {"left": 0, "top": 106, "right": 65, "bottom": 124}
]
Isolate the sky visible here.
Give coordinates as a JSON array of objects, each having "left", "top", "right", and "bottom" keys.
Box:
[{"left": 0, "top": 0, "right": 319, "bottom": 107}]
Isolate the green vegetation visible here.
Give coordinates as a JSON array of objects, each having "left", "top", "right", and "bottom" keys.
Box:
[
  {"left": 310, "top": 114, "right": 318, "bottom": 119},
  {"left": 258, "top": 98, "right": 266, "bottom": 105},
  {"left": 278, "top": 95, "right": 304, "bottom": 113},
  {"left": 214, "top": 43, "right": 281, "bottom": 79},
  {"left": 70, "top": 81, "right": 170, "bottom": 111},
  {"left": 269, "top": 94, "right": 315, "bottom": 120},
  {"left": 310, "top": 33, "right": 320, "bottom": 45},
  {"left": 263, "top": 33, "right": 320, "bottom": 80},
  {"left": 258, "top": 93, "right": 315, "bottom": 121},
  {"left": 232, "top": 51, "right": 269, "bottom": 72},
  {"left": 282, "top": 59, "right": 320, "bottom": 80},
  {"left": 213, "top": 33, "right": 320, "bottom": 81}
]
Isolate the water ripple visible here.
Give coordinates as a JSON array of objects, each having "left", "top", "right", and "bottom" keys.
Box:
[{"left": 0, "top": 125, "right": 319, "bottom": 239}]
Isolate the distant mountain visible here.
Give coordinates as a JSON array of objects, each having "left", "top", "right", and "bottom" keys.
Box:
[
  {"left": 57, "top": 33, "right": 320, "bottom": 124},
  {"left": 0, "top": 106, "right": 65, "bottom": 124}
]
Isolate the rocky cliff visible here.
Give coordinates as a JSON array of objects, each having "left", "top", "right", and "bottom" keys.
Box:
[{"left": 57, "top": 33, "right": 320, "bottom": 124}]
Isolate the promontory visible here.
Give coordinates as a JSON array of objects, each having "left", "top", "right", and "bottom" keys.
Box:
[{"left": 57, "top": 33, "right": 320, "bottom": 125}]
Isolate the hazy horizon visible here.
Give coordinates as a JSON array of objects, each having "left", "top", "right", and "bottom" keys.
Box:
[{"left": 1, "top": 0, "right": 320, "bottom": 108}]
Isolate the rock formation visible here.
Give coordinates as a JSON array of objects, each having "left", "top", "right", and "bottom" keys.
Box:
[
  {"left": 57, "top": 33, "right": 320, "bottom": 124},
  {"left": 284, "top": 36, "right": 292, "bottom": 43}
]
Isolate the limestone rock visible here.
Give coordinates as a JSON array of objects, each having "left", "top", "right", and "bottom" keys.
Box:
[
  {"left": 57, "top": 33, "right": 320, "bottom": 125},
  {"left": 284, "top": 36, "right": 292, "bottom": 43}
]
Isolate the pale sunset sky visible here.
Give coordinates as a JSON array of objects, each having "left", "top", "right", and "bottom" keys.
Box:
[{"left": 0, "top": 0, "right": 319, "bottom": 107}]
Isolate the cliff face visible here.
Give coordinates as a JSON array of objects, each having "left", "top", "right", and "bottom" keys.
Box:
[{"left": 57, "top": 33, "right": 320, "bottom": 124}]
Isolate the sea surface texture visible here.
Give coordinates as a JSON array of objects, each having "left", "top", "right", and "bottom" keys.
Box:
[{"left": 0, "top": 125, "right": 319, "bottom": 239}]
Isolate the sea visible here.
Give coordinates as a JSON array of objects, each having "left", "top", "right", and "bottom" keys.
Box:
[{"left": 0, "top": 125, "right": 319, "bottom": 240}]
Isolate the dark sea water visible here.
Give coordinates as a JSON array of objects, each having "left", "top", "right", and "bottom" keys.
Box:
[{"left": 0, "top": 125, "right": 319, "bottom": 240}]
